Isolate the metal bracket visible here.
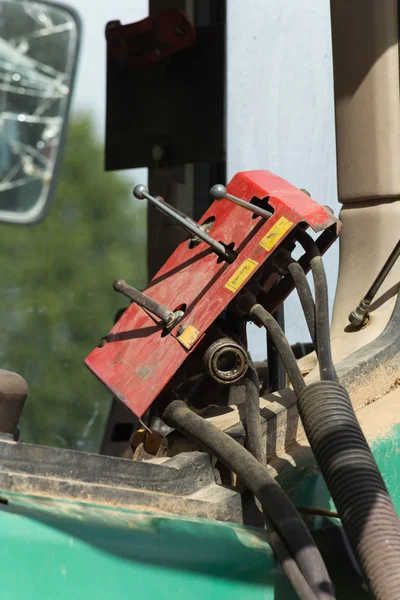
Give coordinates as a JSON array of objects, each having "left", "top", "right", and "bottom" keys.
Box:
[
  {"left": 105, "top": 23, "right": 224, "bottom": 170},
  {"left": 105, "top": 9, "right": 196, "bottom": 66}
]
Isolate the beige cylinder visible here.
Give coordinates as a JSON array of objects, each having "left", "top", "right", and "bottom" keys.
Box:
[
  {"left": 329, "top": 0, "right": 400, "bottom": 358},
  {"left": 331, "top": 0, "right": 400, "bottom": 202}
]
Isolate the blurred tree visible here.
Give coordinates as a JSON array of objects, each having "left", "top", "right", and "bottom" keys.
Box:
[{"left": 0, "top": 114, "right": 146, "bottom": 452}]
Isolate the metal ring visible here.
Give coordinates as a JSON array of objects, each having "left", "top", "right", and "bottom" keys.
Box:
[{"left": 203, "top": 338, "right": 249, "bottom": 384}]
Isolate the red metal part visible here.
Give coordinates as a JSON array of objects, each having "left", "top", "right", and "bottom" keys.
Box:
[
  {"left": 85, "top": 170, "right": 340, "bottom": 418},
  {"left": 106, "top": 9, "right": 196, "bottom": 66}
]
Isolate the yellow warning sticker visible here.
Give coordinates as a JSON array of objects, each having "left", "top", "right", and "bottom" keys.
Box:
[
  {"left": 177, "top": 325, "right": 201, "bottom": 349},
  {"left": 259, "top": 216, "right": 293, "bottom": 252},
  {"left": 225, "top": 258, "right": 259, "bottom": 292}
]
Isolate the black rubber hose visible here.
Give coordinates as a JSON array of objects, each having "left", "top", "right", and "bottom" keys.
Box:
[
  {"left": 298, "top": 380, "right": 400, "bottom": 600},
  {"left": 244, "top": 366, "right": 265, "bottom": 465},
  {"left": 273, "top": 249, "right": 315, "bottom": 346},
  {"left": 164, "top": 400, "right": 335, "bottom": 600},
  {"left": 245, "top": 237, "right": 400, "bottom": 598},
  {"left": 289, "top": 234, "right": 400, "bottom": 597},
  {"left": 264, "top": 514, "right": 319, "bottom": 600},
  {"left": 267, "top": 301, "right": 287, "bottom": 392},
  {"left": 244, "top": 363, "right": 312, "bottom": 594},
  {"left": 310, "top": 256, "right": 338, "bottom": 382},
  {"left": 287, "top": 261, "right": 316, "bottom": 344},
  {"left": 249, "top": 304, "right": 306, "bottom": 396},
  {"left": 295, "top": 230, "right": 337, "bottom": 382}
]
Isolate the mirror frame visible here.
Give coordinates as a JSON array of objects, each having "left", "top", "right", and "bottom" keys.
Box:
[{"left": 0, "top": 0, "right": 81, "bottom": 225}]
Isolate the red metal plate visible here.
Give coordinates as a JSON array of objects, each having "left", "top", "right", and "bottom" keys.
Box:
[{"left": 85, "top": 170, "right": 339, "bottom": 418}]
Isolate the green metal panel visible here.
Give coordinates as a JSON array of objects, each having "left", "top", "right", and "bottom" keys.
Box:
[
  {"left": 0, "top": 493, "right": 294, "bottom": 600},
  {"left": 1, "top": 425, "right": 399, "bottom": 599}
]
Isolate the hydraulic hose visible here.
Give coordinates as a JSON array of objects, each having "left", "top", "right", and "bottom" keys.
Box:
[
  {"left": 264, "top": 514, "right": 319, "bottom": 600},
  {"left": 287, "top": 261, "right": 316, "bottom": 344},
  {"left": 274, "top": 248, "right": 315, "bottom": 345},
  {"left": 163, "top": 400, "right": 335, "bottom": 600},
  {"left": 243, "top": 245, "right": 400, "bottom": 598},
  {"left": 248, "top": 303, "right": 305, "bottom": 396},
  {"left": 267, "top": 301, "right": 287, "bottom": 392},
  {"left": 311, "top": 255, "right": 337, "bottom": 382},
  {"left": 296, "top": 230, "right": 337, "bottom": 382},
  {"left": 298, "top": 380, "right": 400, "bottom": 600},
  {"left": 290, "top": 233, "right": 400, "bottom": 599},
  {"left": 244, "top": 365, "right": 265, "bottom": 465}
]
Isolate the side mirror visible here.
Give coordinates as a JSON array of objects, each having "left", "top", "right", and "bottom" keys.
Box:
[{"left": 0, "top": 0, "right": 80, "bottom": 224}]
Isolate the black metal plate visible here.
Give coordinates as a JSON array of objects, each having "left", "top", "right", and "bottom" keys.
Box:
[{"left": 105, "top": 25, "right": 224, "bottom": 170}]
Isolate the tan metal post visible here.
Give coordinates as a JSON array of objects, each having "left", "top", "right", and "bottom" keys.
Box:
[{"left": 329, "top": 0, "right": 400, "bottom": 357}]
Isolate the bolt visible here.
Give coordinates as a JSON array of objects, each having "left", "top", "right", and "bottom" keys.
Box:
[
  {"left": 177, "top": 324, "right": 186, "bottom": 336},
  {"left": 348, "top": 299, "right": 371, "bottom": 329}
]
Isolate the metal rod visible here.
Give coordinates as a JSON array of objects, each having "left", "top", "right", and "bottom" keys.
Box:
[
  {"left": 133, "top": 184, "right": 231, "bottom": 262},
  {"left": 349, "top": 238, "right": 400, "bottom": 327},
  {"left": 113, "top": 279, "right": 173, "bottom": 325},
  {"left": 210, "top": 184, "right": 273, "bottom": 220},
  {"left": 267, "top": 300, "right": 286, "bottom": 392},
  {"left": 152, "top": 195, "right": 199, "bottom": 236},
  {"left": 365, "top": 239, "right": 400, "bottom": 302}
]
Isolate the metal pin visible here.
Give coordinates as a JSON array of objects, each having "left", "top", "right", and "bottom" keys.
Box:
[
  {"left": 210, "top": 184, "right": 272, "bottom": 220},
  {"left": 133, "top": 184, "right": 234, "bottom": 262},
  {"left": 153, "top": 194, "right": 198, "bottom": 237},
  {"left": 113, "top": 279, "right": 184, "bottom": 331}
]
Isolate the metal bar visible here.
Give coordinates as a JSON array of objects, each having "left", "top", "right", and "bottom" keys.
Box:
[
  {"left": 210, "top": 184, "right": 272, "bottom": 220},
  {"left": 365, "top": 239, "right": 400, "bottom": 302},
  {"left": 113, "top": 279, "right": 173, "bottom": 325},
  {"left": 154, "top": 195, "right": 198, "bottom": 228},
  {"left": 349, "top": 238, "right": 400, "bottom": 327},
  {"left": 134, "top": 184, "right": 232, "bottom": 262},
  {"left": 267, "top": 300, "right": 286, "bottom": 393},
  {"left": 150, "top": 194, "right": 199, "bottom": 239}
]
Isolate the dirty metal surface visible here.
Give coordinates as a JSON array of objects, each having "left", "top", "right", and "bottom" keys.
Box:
[
  {"left": 0, "top": 441, "right": 253, "bottom": 523},
  {"left": 86, "top": 170, "right": 339, "bottom": 418},
  {"left": 0, "top": 440, "right": 374, "bottom": 600},
  {"left": 0, "top": 495, "right": 286, "bottom": 600}
]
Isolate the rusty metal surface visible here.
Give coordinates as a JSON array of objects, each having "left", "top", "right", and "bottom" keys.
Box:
[{"left": 86, "top": 170, "right": 340, "bottom": 418}]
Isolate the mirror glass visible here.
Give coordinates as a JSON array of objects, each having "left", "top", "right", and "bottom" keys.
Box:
[{"left": 0, "top": 0, "right": 79, "bottom": 223}]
